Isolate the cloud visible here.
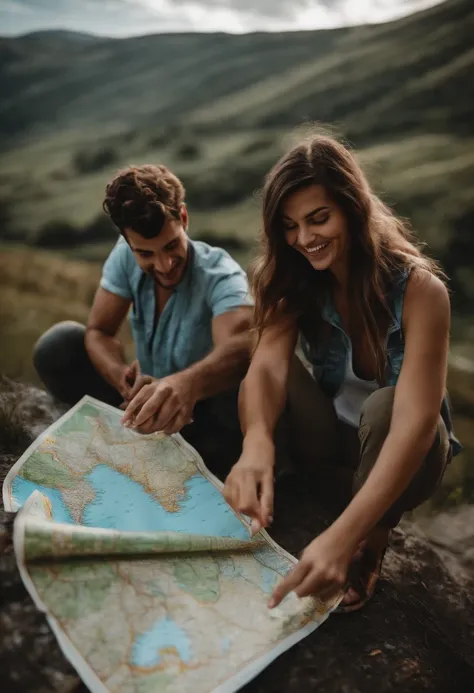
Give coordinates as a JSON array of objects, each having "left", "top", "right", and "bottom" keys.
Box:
[
  {"left": 171, "top": 0, "right": 316, "bottom": 20},
  {"left": 1, "top": 0, "right": 198, "bottom": 35},
  {"left": 0, "top": 0, "right": 442, "bottom": 36}
]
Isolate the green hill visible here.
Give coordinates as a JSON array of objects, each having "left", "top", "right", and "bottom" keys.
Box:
[
  {"left": 1, "top": 0, "right": 472, "bottom": 142},
  {"left": 0, "top": 0, "right": 473, "bottom": 308}
]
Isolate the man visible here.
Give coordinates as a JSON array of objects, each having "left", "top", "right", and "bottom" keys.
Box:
[{"left": 33, "top": 164, "right": 253, "bottom": 454}]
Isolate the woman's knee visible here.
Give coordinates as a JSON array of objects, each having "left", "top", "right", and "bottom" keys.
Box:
[
  {"left": 354, "top": 388, "right": 396, "bottom": 496},
  {"left": 359, "top": 387, "right": 396, "bottom": 440},
  {"left": 356, "top": 388, "right": 450, "bottom": 528}
]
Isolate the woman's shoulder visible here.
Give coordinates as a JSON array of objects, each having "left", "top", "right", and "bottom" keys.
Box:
[
  {"left": 405, "top": 266, "right": 448, "bottom": 299},
  {"left": 403, "top": 267, "right": 450, "bottom": 325}
]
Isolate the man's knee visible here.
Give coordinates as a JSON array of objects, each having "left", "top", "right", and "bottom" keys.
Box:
[
  {"left": 359, "top": 386, "right": 395, "bottom": 439},
  {"left": 33, "top": 321, "right": 86, "bottom": 376}
]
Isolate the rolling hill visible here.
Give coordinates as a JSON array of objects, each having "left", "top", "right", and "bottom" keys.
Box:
[
  {"left": 0, "top": 0, "right": 472, "bottom": 143},
  {"left": 0, "top": 0, "right": 473, "bottom": 310}
]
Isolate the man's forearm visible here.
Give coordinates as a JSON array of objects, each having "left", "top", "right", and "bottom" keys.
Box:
[
  {"left": 85, "top": 328, "right": 128, "bottom": 393},
  {"left": 182, "top": 334, "right": 251, "bottom": 401}
]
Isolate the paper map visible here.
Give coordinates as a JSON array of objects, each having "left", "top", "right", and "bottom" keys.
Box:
[{"left": 3, "top": 396, "right": 336, "bottom": 693}]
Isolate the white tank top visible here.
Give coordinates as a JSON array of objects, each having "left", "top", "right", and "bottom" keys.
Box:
[{"left": 333, "top": 353, "right": 379, "bottom": 428}]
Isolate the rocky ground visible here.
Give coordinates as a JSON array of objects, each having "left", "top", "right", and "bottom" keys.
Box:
[{"left": 1, "top": 377, "right": 473, "bottom": 693}]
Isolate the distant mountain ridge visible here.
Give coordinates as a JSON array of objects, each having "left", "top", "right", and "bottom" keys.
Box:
[
  {"left": 19, "top": 30, "right": 102, "bottom": 42},
  {"left": 0, "top": 0, "right": 472, "bottom": 146}
]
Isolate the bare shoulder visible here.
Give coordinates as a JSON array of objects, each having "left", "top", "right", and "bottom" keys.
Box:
[{"left": 403, "top": 267, "right": 450, "bottom": 329}]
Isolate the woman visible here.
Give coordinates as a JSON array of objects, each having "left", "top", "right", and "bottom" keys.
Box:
[{"left": 223, "top": 134, "right": 461, "bottom": 613}]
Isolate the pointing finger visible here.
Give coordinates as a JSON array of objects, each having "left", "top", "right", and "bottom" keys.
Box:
[
  {"left": 268, "top": 561, "right": 310, "bottom": 609},
  {"left": 250, "top": 519, "right": 262, "bottom": 537},
  {"left": 259, "top": 472, "right": 274, "bottom": 528}
]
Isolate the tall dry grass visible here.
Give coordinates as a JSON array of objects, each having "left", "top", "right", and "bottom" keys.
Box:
[{"left": 0, "top": 248, "right": 133, "bottom": 383}]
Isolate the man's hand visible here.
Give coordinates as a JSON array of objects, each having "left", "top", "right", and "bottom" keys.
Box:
[
  {"left": 268, "top": 529, "right": 352, "bottom": 608},
  {"left": 117, "top": 361, "right": 153, "bottom": 410},
  {"left": 223, "top": 434, "right": 275, "bottom": 536},
  {"left": 120, "top": 373, "right": 197, "bottom": 435}
]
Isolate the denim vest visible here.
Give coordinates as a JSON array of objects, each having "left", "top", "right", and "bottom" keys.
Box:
[{"left": 301, "top": 270, "right": 461, "bottom": 457}]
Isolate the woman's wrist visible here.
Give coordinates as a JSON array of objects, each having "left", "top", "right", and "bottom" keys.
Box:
[{"left": 243, "top": 427, "right": 275, "bottom": 461}]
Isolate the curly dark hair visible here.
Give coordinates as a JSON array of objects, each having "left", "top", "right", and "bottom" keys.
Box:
[{"left": 103, "top": 164, "right": 185, "bottom": 238}]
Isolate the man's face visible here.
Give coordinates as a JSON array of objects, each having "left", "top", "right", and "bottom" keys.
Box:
[{"left": 125, "top": 207, "right": 189, "bottom": 290}]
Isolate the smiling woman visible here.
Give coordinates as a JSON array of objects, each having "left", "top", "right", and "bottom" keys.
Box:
[{"left": 223, "top": 132, "right": 461, "bottom": 614}]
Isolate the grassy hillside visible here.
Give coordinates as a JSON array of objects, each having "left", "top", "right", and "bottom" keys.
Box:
[
  {"left": 0, "top": 0, "right": 472, "bottom": 314},
  {"left": 0, "top": 248, "right": 134, "bottom": 383},
  {"left": 1, "top": 0, "right": 471, "bottom": 142}
]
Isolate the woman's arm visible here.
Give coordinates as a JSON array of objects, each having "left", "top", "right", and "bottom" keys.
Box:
[
  {"left": 240, "top": 318, "right": 298, "bottom": 440},
  {"left": 270, "top": 269, "right": 450, "bottom": 606},
  {"left": 331, "top": 270, "right": 450, "bottom": 545},
  {"left": 223, "top": 317, "right": 297, "bottom": 532}
]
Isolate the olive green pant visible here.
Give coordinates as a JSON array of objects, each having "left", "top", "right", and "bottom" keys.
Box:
[{"left": 276, "top": 357, "right": 451, "bottom": 528}]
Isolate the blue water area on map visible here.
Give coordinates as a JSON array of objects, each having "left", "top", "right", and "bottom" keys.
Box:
[
  {"left": 132, "top": 616, "right": 192, "bottom": 667},
  {"left": 11, "top": 465, "right": 249, "bottom": 539},
  {"left": 11, "top": 478, "right": 74, "bottom": 523},
  {"left": 81, "top": 465, "right": 249, "bottom": 538}
]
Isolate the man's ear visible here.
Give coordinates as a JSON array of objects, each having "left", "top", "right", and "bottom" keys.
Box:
[{"left": 180, "top": 204, "right": 188, "bottom": 231}]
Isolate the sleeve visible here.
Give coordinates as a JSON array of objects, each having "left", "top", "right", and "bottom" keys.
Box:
[
  {"left": 99, "top": 239, "right": 133, "bottom": 300},
  {"left": 206, "top": 253, "right": 254, "bottom": 318}
]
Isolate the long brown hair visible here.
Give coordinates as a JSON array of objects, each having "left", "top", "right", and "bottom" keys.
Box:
[{"left": 252, "top": 133, "right": 444, "bottom": 382}]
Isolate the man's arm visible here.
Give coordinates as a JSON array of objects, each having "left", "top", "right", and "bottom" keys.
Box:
[
  {"left": 85, "top": 287, "right": 133, "bottom": 397},
  {"left": 180, "top": 306, "right": 253, "bottom": 401},
  {"left": 121, "top": 306, "right": 253, "bottom": 433}
]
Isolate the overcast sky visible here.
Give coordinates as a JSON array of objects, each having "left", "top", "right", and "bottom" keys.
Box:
[{"left": 1, "top": 0, "right": 443, "bottom": 36}]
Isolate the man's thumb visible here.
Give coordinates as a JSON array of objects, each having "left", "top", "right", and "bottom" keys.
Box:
[{"left": 126, "top": 360, "right": 140, "bottom": 382}]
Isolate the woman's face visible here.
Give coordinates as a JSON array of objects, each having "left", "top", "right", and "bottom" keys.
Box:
[{"left": 281, "top": 184, "right": 349, "bottom": 276}]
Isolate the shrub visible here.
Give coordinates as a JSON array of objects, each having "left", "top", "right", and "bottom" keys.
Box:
[
  {"left": 79, "top": 213, "right": 117, "bottom": 244},
  {"left": 183, "top": 164, "right": 265, "bottom": 210},
  {"left": 73, "top": 146, "right": 118, "bottom": 174},
  {"left": 148, "top": 131, "right": 169, "bottom": 148},
  {"left": 148, "top": 125, "right": 182, "bottom": 149},
  {"left": 30, "top": 219, "right": 79, "bottom": 248},
  {"left": 0, "top": 197, "right": 13, "bottom": 238},
  {"left": 175, "top": 140, "right": 201, "bottom": 160}
]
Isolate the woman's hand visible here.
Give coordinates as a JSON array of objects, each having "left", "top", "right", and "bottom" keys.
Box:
[
  {"left": 223, "top": 433, "right": 275, "bottom": 535},
  {"left": 269, "top": 528, "right": 354, "bottom": 608}
]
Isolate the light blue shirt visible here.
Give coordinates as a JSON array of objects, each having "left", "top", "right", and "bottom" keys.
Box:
[{"left": 100, "top": 238, "right": 253, "bottom": 379}]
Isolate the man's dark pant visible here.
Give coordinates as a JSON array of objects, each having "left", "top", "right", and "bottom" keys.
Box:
[{"left": 33, "top": 321, "right": 243, "bottom": 474}]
